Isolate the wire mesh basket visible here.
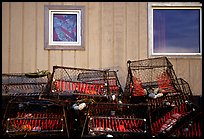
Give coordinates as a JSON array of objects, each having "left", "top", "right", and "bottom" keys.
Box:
[
  {"left": 123, "top": 57, "right": 191, "bottom": 104},
  {"left": 82, "top": 102, "right": 150, "bottom": 137},
  {"left": 2, "top": 73, "right": 48, "bottom": 97},
  {"left": 2, "top": 97, "right": 68, "bottom": 137},
  {"left": 106, "top": 70, "right": 124, "bottom": 102},
  {"left": 148, "top": 78, "right": 193, "bottom": 117},
  {"left": 150, "top": 101, "right": 200, "bottom": 137},
  {"left": 41, "top": 66, "right": 123, "bottom": 103},
  {"left": 169, "top": 111, "right": 202, "bottom": 138}
]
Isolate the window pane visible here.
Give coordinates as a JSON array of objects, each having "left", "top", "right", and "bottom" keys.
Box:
[{"left": 153, "top": 9, "right": 200, "bottom": 53}]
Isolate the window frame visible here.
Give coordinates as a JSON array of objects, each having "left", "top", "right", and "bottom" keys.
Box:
[{"left": 148, "top": 2, "right": 202, "bottom": 58}]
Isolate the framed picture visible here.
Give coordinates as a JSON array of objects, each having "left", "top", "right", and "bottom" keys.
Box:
[{"left": 44, "top": 5, "right": 85, "bottom": 50}]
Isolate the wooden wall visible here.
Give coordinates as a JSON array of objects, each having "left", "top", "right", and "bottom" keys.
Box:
[{"left": 2, "top": 2, "right": 202, "bottom": 95}]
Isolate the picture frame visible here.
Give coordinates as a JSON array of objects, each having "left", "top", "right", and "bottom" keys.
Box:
[{"left": 44, "top": 5, "right": 85, "bottom": 50}]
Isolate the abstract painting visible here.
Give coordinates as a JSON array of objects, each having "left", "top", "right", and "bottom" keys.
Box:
[{"left": 44, "top": 5, "right": 85, "bottom": 50}]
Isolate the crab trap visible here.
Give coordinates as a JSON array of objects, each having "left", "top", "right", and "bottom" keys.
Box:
[
  {"left": 106, "top": 70, "right": 124, "bottom": 102},
  {"left": 147, "top": 77, "right": 193, "bottom": 118},
  {"left": 81, "top": 102, "right": 150, "bottom": 137},
  {"left": 41, "top": 66, "right": 123, "bottom": 103},
  {"left": 123, "top": 57, "right": 191, "bottom": 104},
  {"left": 2, "top": 72, "right": 48, "bottom": 97},
  {"left": 149, "top": 100, "right": 201, "bottom": 137},
  {"left": 169, "top": 111, "right": 202, "bottom": 138},
  {"left": 2, "top": 97, "right": 68, "bottom": 137}
]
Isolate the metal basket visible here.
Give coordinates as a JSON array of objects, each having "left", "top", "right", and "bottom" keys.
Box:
[
  {"left": 2, "top": 73, "right": 48, "bottom": 97},
  {"left": 41, "top": 66, "right": 123, "bottom": 103},
  {"left": 150, "top": 101, "right": 200, "bottom": 137},
  {"left": 82, "top": 102, "right": 150, "bottom": 137},
  {"left": 169, "top": 111, "right": 202, "bottom": 137},
  {"left": 123, "top": 57, "right": 193, "bottom": 105},
  {"left": 147, "top": 78, "right": 193, "bottom": 119},
  {"left": 2, "top": 97, "right": 68, "bottom": 137},
  {"left": 106, "top": 70, "right": 124, "bottom": 101},
  {"left": 124, "top": 57, "right": 179, "bottom": 99}
]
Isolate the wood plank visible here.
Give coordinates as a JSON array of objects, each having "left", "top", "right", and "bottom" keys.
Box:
[
  {"left": 126, "top": 2, "right": 139, "bottom": 61},
  {"left": 113, "top": 2, "right": 126, "bottom": 88},
  {"left": 138, "top": 2, "right": 148, "bottom": 60},
  {"left": 36, "top": 2, "right": 49, "bottom": 71},
  {"left": 10, "top": 2, "right": 23, "bottom": 73},
  {"left": 75, "top": 2, "right": 88, "bottom": 68},
  {"left": 2, "top": 2, "right": 10, "bottom": 73},
  {"left": 101, "top": 2, "right": 114, "bottom": 69},
  {"left": 168, "top": 58, "right": 177, "bottom": 77},
  {"left": 176, "top": 59, "right": 190, "bottom": 82},
  {"left": 23, "top": 2, "right": 36, "bottom": 72},
  {"left": 62, "top": 2, "right": 76, "bottom": 68},
  {"left": 189, "top": 59, "right": 202, "bottom": 96},
  {"left": 88, "top": 2, "right": 101, "bottom": 69},
  {"left": 49, "top": 2, "right": 63, "bottom": 70}
]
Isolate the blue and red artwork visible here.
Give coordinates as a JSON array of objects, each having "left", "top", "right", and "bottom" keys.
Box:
[{"left": 53, "top": 14, "right": 77, "bottom": 42}]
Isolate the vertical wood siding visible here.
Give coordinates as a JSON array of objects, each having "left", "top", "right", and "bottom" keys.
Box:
[{"left": 2, "top": 2, "right": 202, "bottom": 95}]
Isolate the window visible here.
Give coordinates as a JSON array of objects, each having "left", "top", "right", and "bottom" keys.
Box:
[{"left": 148, "top": 2, "right": 202, "bottom": 57}]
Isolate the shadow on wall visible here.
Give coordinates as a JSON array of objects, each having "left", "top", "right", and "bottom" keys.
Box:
[{"left": 192, "top": 95, "right": 202, "bottom": 110}]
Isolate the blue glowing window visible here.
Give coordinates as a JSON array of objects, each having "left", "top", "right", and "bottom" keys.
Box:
[{"left": 148, "top": 3, "right": 202, "bottom": 57}]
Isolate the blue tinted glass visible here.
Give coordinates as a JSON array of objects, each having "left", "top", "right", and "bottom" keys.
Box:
[{"left": 153, "top": 9, "right": 200, "bottom": 53}]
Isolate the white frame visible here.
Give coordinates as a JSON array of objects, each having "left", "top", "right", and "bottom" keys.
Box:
[
  {"left": 148, "top": 2, "right": 202, "bottom": 57},
  {"left": 49, "top": 10, "right": 81, "bottom": 46},
  {"left": 44, "top": 5, "right": 85, "bottom": 50}
]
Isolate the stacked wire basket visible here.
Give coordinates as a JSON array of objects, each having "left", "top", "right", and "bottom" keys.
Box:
[
  {"left": 83, "top": 102, "right": 149, "bottom": 137},
  {"left": 3, "top": 97, "right": 66, "bottom": 137},
  {"left": 2, "top": 57, "right": 202, "bottom": 138},
  {"left": 40, "top": 66, "right": 123, "bottom": 102},
  {"left": 123, "top": 56, "right": 202, "bottom": 137},
  {"left": 2, "top": 73, "right": 48, "bottom": 97},
  {"left": 1, "top": 73, "right": 68, "bottom": 137}
]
